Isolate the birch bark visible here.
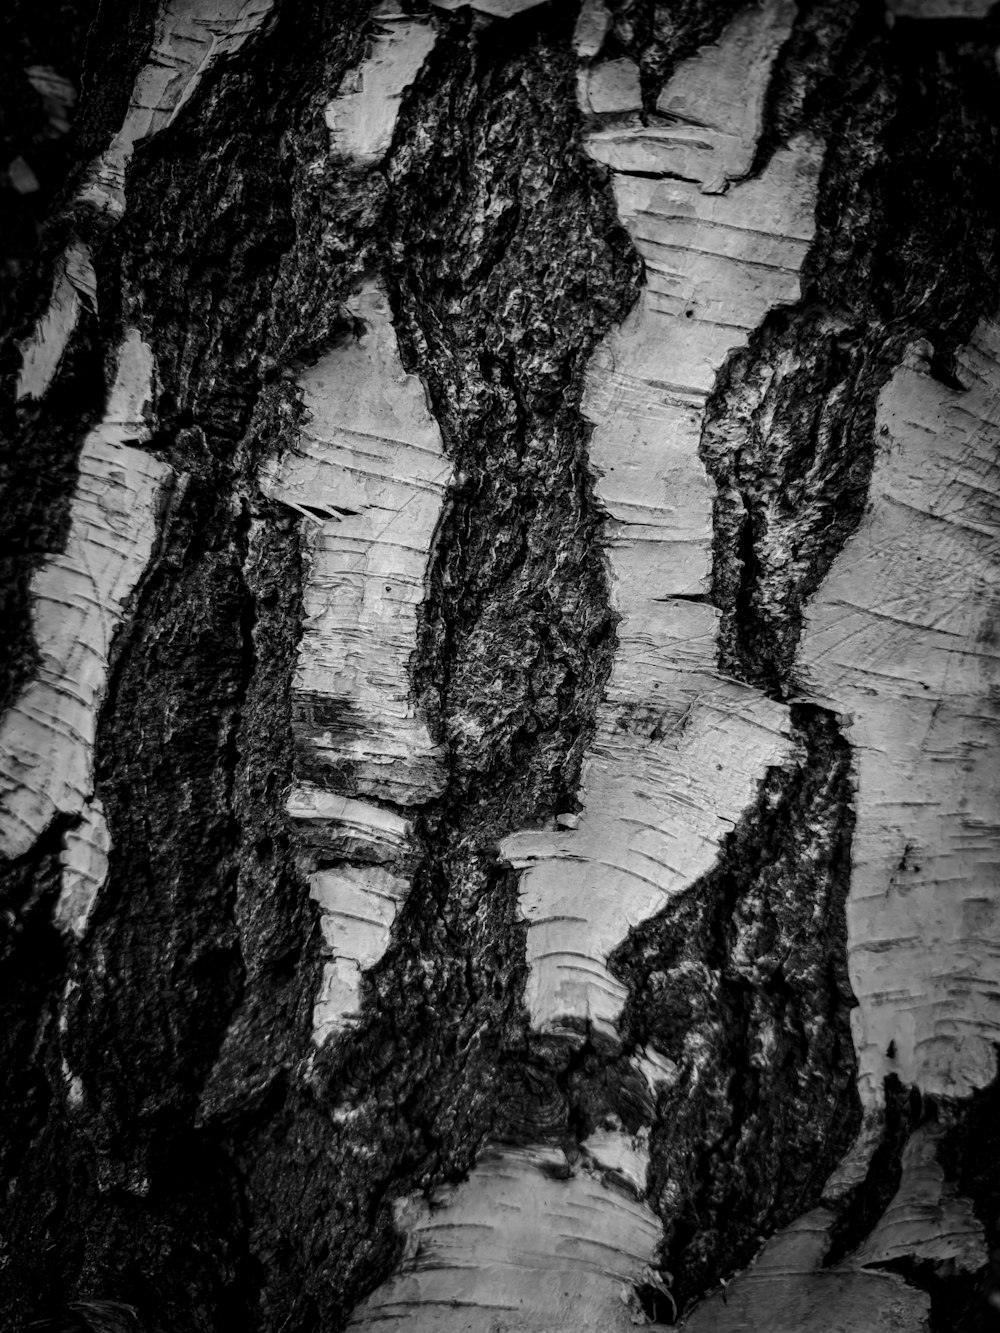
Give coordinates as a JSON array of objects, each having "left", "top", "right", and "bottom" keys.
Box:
[{"left": 1, "top": 3, "right": 999, "bottom": 1332}]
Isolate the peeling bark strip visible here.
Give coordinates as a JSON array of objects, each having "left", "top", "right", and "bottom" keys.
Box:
[
  {"left": 55, "top": 797, "right": 111, "bottom": 938},
  {"left": 583, "top": 0, "right": 796, "bottom": 184},
  {"left": 502, "top": 0, "right": 810, "bottom": 1046},
  {"left": 0, "top": 331, "right": 170, "bottom": 860},
  {"left": 14, "top": 237, "right": 96, "bottom": 402},
  {"left": 798, "top": 327, "right": 1000, "bottom": 1107},
  {"left": 325, "top": 7, "right": 437, "bottom": 165},
  {"left": 854, "top": 1123, "right": 986, "bottom": 1272},
  {"left": 264, "top": 21, "right": 443, "bottom": 1041},
  {"left": 78, "top": 0, "right": 275, "bottom": 220},
  {"left": 261, "top": 280, "right": 449, "bottom": 809}
]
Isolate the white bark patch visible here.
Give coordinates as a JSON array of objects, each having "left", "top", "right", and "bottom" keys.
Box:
[
  {"left": 681, "top": 1208, "right": 931, "bottom": 1333},
  {"left": 853, "top": 1126, "right": 988, "bottom": 1273},
  {"left": 797, "top": 327, "right": 1000, "bottom": 1105},
  {"left": 78, "top": 0, "right": 274, "bottom": 220},
  {"left": 633, "top": 1042, "right": 680, "bottom": 1096},
  {"left": 502, "top": 679, "right": 791, "bottom": 1038},
  {"left": 16, "top": 237, "right": 96, "bottom": 401},
  {"left": 587, "top": 0, "right": 796, "bottom": 191},
  {"left": 580, "top": 1124, "right": 650, "bottom": 1195},
  {"left": 324, "top": 5, "right": 436, "bottom": 165},
  {"left": 288, "top": 788, "right": 412, "bottom": 1030},
  {"left": 573, "top": 0, "right": 611, "bottom": 61},
  {"left": 55, "top": 799, "right": 111, "bottom": 938},
  {"left": 0, "top": 331, "right": 171, "bottom": 860},
  {"left": 579, "top": 58, "right": 642, "bottom": 116},
  {"left": 267, "top": 281, "right": 450, "bottom": 1039},
  {"left": 348, "top": 1144, "right": 662, "bottom": 1333},
  {"left": 654, "top": 0, "right": 793, "bottom": 182},
  {"left": 286, "top": 786, "right": 410, "bottom": 853},
  {"left": 310, "top": 864, "right": 409, "bottom": 1042},
  {"left": 263, "top": 279, "right": 450, "bottom": 807},
  {"left": 501, "top": 1, "right": 814, "bottom": 1041},
  {"left": 820, "top": 1104, "right": 887, "bottom": 1204}
]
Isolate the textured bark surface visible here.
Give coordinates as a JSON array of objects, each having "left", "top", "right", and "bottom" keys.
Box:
[{"left": 2, "top": 3, "right": 1000, "bottom": 1333}]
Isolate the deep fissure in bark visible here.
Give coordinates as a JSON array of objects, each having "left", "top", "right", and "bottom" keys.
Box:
[{"left": 388, "top": 9, "right": 638, "bottom": 829}]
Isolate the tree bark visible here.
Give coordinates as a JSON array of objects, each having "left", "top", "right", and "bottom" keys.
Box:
[{"left": 1, "top": 2, "right": 999, "bottom": 1331}]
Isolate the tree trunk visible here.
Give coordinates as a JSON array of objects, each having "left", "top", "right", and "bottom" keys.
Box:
[{"left": 2, "top": 1, "right": 999, "bottom": 1331}]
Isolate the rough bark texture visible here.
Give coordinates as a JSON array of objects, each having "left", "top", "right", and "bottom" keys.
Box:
[{"left": 2, "top": 2, "right": 1000, "bottom": 1332}]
